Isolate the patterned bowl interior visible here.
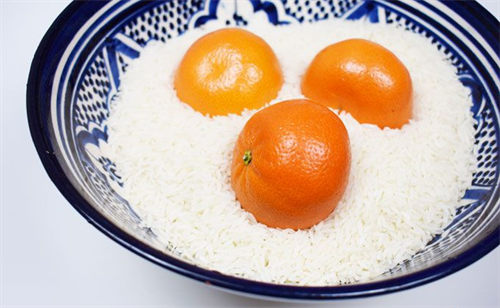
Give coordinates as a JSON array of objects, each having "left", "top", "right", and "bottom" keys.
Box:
[{"left": 46, "top": 0, "right": 499, "bottom": 285}]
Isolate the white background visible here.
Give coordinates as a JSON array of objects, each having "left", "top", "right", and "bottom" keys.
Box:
[{"left": 1, "top": 0, "right": 499, "bottom": 307}]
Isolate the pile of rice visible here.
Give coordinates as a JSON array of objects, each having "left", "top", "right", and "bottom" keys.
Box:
[{"left": 106, "top": 19, "right": 476, "bottom": 285}]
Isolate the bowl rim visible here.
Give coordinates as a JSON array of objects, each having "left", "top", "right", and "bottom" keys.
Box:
[{"left": 27, "top": 0, "right": 500, "bottom": 300}]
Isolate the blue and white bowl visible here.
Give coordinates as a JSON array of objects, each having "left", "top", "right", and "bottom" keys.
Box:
[{"left": 27, "top": 0, "right": 499, "bottom": 300}]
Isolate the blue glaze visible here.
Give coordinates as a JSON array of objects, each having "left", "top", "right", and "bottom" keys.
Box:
[{"left": 27, "top": 0, "right": 499, "bottom": 300}]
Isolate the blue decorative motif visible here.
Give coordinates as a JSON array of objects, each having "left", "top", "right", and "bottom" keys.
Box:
[
  {"left": 345, "top": 0, "right": 381, "bottom": 22},
  {"left": 280, "top": 0, "right": 360, "bottom": 23},
  {"left": 28, "top": 0, "right": 499, "bottom": 299}
]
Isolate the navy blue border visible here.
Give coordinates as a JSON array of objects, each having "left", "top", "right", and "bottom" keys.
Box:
[{"left": 27, "top": 0, "right": 500, "bottom": 300}]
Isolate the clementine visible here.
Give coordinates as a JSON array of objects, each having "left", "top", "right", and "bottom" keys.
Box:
[
  {"left": 174, "top": 28, "right": 283, "bottom": 116},
  {"left": 231, "top": 99, "right": 351, "bottom": 230},
  {"left": 301, "top": 39, "right": 413, "bottom": 129}
]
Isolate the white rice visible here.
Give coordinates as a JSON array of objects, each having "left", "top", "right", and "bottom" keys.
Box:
[{"left": 105, "top": 19, "right": 476, "bottom": 286}]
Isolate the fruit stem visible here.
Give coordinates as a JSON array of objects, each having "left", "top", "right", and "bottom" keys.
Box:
[{"left": 243, "top": 150, "right": 252, "bottom": 166}]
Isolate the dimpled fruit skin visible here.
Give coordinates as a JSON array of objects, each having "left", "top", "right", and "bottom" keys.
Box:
[
  {"left": 301, "top": 39, "right": 413, "bottom": 129},
  {"left": 231, "top": 99, "right": 351, "bottom": 230},
  {"left": 174, "top": 28, "right": 283, "bottom": 116}
]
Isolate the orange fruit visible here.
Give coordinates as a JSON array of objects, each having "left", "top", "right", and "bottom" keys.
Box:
[
  {"left": 174, "top": 28, "right": 283, "bottom": 116},
  {"left": 301, "top": 39, "right": 413, "bottom": 129},
  {"left": 231, "top": 99, "right": 351, "bottom": 230}
]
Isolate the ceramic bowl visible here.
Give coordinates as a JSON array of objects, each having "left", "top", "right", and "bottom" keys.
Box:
[{"left": 27, "top": 0, "right": 499, "bottom": 300}]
